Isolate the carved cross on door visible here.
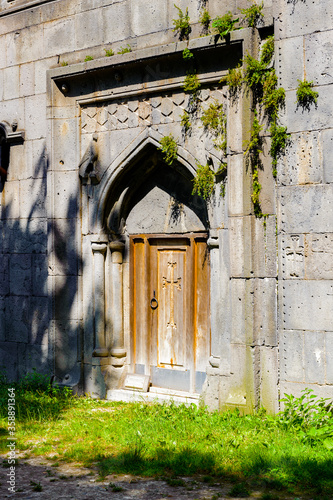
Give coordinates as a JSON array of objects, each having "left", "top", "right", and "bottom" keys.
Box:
[{"left": 162, "top": 261, "right": 181, "bottom": 329}]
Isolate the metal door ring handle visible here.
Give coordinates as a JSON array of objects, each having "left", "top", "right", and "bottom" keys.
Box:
[{"left": 150, "top": 297, "right": 158, "bottom": 309}]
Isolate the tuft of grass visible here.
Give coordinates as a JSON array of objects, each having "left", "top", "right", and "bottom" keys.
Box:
[
  {"left": 104, "top": 48, "right": 114, "bottom": 57},
  {"left": 172, "top": 4, "right": 191, "bottom": 41},
  {"left": 212, "top": 12, "right": 239, "bottom": 40},
  {"left": 240, "top": 1, "right": 264, "bottom": 28},
  {"left": 117, "top": 44, "right": 132, "bottom": 54},
  {"left": 84, "top": 55, "right": 93, "bottom": 62}
]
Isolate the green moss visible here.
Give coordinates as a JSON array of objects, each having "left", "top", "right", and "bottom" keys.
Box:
[
  {"left": 172, "top": 4, "right": 191, "bottom": 41},
  {"left": 212, "top": 12, "right": 239, "bottom": 40},
  {"left": 240, "top": 1, "right": 264, "bottom": 28},
  {"left": 158, "top": 135, "right": 178, "bottom": 166},
  {"left": 296, "top": 79, "right": 319, "bottom": 110}
]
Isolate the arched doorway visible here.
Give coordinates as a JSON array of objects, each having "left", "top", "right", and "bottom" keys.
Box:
[{"left": 104, "top": 144, "right": 211, "bottom": 395}]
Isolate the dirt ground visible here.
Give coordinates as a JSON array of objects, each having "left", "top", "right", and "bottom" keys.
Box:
[{"left": 0, "top": 455, "right": 312, "bottom": 499}]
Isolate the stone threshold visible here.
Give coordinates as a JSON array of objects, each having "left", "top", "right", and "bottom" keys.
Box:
[{"left": 106, "top": 388, "right": 201, "bottom": 406}]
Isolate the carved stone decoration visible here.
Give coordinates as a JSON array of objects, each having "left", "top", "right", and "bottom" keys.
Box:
[
  {"left": 282, "top": 235, "right": 305, "bottom": 279},
  {"left": 79, "top": 134, "right": 100, "bottom": 185}
]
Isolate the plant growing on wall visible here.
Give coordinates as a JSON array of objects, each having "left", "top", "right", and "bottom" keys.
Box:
[
  {"left": 183, "top": 71, "right": 201, "bottom": 99},
  {"left": 182, "top": 47, "right": 194, "bottom": 60},
  {"left": 158, "top": 135, "right": 178, "bottom": 165},
  {"left": 118, "top": 45, "right": 132, "bottom": 54},
  {"left": 200, "top": 101, "right": 227, "bottom": 153},
  {"left": 296, "top": 79, "right": 319, "bottom": 110},
  {"left": 221, "top": 66, "right": 243, "bottom": 98},
  {"left": 180, "top": 110, "right": 191, "bottom": 133},
  {"left": 192, "top": 162, "right": 215, "bottom": 200},
  {"left": 240, "top": 1, "right": 264, "bottom": 28},
  {"left": 212, "top": 11, "right": 239, "bottom": 40},
  {"left": 173, "top": 5, "right": 191, "bottom": 41},
  {"left": 104, "top": 48, "right": 115, "bottom": 57},
  {"left": 199, "top": 9, "right": 211, "bottom": 34},
  {"left": 244, "top": 112, "right": 264, "bottom": 217}
]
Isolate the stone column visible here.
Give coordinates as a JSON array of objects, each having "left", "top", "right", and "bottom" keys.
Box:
[
  {"left": 91, "top": 242, "right": 108, "bottom": 357},
  {"left": 109, "top": 241, "right": 126, "bottom": 366}
]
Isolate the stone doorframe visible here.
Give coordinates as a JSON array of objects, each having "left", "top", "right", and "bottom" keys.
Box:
[{"left": 47, "top": 27, "right": 279, "bottom": 411}]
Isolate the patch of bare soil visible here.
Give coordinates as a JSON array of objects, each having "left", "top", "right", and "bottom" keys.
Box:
[{"left": 0, "top": 455, "right": 305, "bottom": 499}]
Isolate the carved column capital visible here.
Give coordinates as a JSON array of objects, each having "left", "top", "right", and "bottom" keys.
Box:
[{"left": 109, "top": 240, "right": 125, "bottom": 264}]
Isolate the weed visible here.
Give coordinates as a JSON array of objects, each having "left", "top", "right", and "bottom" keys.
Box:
[
  {"left": 260, "top": 35, "right": 274, "bottom": 65},
  {"left": 183, "top": 71, "right": 201, "bottom": 98},
  {"left": 200, "top": 101, "right": 227, "bottom": 153},
  {"left": 244, "top": 112, "right": 264, "bottom": 217},
  {"left": 269, "top": 123, "right": 290, "bottom": 178},
  {"left": 180, "top": 110, "right": 191, "bottom": 133},
  {"left": 212, "top": 12, "right": 239, "bottom": 40},
  {"left": 84, "top": 55, "right": 93, "bottom": 62},
  {"left": 166, "top": 477, "right": 186, "bottom": 487},
  {"left": 104, "top": 48, "right": 114, "bottom": 57},
  {"left": 61, "top": 61, "right": 68, "bottom": 67},
  {"left": 221, "top": 66, "right": 243, "bottom": 98},
  {"left": 182, "top": 47, "right": 194, "bottom": 60},
  {"left": 117, "top": 45, "right": 132, "bottom": 54},
  {"left": 173, "top": 4, "right": 191, "bottom": 41},
  {"left": 199, "top": 9, "right": 211, "bottom": 33},
  {"left": 228, "top": 482, "right": 250, "bottom": 497},
  {"left": 30, "top": 480, "right": 43, "bottom": 491},
  {"left": 192, "top": 162, "right": 215, "bottom": 200},
  {"left": 296, "top": 79, "right": 318, "bottom": 110},
  {"left": 109, "top": 482, "right": 123, "bottom": 492},
  {"left": 158, "top": 135, "right": 178, "bottom": 166},
  {"left": 240, "top": 1, "right": 264, "bottom": 28}
]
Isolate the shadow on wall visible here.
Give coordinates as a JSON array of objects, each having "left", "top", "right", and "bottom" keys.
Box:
[{"left": 0, "top": 143, "right": 87, "bottom": 389}]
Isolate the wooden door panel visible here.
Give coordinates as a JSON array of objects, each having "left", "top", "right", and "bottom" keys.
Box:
[
  {"left": 157, "top": 249, "right": 186, "bottom": 367},
  {"left": 130, "top": 234, "right": 210, "bottom": 393}
]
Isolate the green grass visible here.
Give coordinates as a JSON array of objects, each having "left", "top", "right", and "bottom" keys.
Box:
[{"left": 0, "top": 375, "right": 332, "bottom": 498}]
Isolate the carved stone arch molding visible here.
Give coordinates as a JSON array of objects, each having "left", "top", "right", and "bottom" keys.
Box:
[{"left": 87, "top": 129, "right": 211, "bottom": 397}]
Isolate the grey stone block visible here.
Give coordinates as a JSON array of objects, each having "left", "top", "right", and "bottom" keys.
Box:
[
  {"left": 278, "top": 185, "right": 333, "bottom": 234},
  {"left": 44, "top": 17, "right": 76, "bottom": 58},
  {"left": 5, "top": 296, "right": 30, "bottom": 343},
  {"left": 0, "top": 254, "right": 9, "bottom": 296},
  {"left": 278, "top": 131, "right": 323, "bottom": 187},
  {"left": 0, "top": 342, "right": 18, "bottom": 381},
  {"left": 275, "top": 0, "right": 333, "bottom": 39},
  {"left": 229, "top": 216, "right": 252, "bottom": 277},
  {"left": 280, "top": 330, "right": 304, "bottom": 383},
  {"left": 20, "top": 178, "right": 46, "bottom": 219},
  {"left": 19, "top": 62, "right": 35, "bottom": 98},
  {"left": 230, "top": 278, "right": 254, "bottom": 345},
  {"left": 304, "top": 331, "right": 325, "bottom": 384},
  {"left": 260, "top": 346, "right": 279, "bottom": 413},
  {"left": 32, "top": 255, "right": 48, "bottom": 297},
  {"left": 54, "top": 320, "right": 81, "bottom": 380},
  {"left": 75, "top": 8, "right": 104, "bottom": 50},
  {"left": 3, "top": 218, "right": 47, "bottom": 254},
  {"left": 54, "top": 275, "right": 79, "bottom": 321},
  {"left": 25, "top": 94, "right": 47, "bottom": 140},
  {"left": 281, "top": 85, "right": 332, "bottom": 134},
  {"left": 305, "top": 31, "right": 333, "bottom": 87},
  {"left": 283, "top": 280, "right": 333, "bottom": 332},
  {"left": 30, "top": 297, "right": 49, "bottom": 345},
  {"left": 276, "top": 37, "right": 304, "bottom": 90},
  {"left": 326, "top": 332, "right": 333, "bottom": 384},
  {"left": 130, "top": 0, "right": 168, "bottom": 37},
  {"left": 3, "top": 65, "right": 19, "bottom": 101},
  {"left": 9, "top": 254, "right": 32, "bottom": 296},
  {"left": 321, "top": 128, "right": 333, "bottom": 183},
  {"left": 49, "top": 218, "right": 80, "bottom": 276},
  {"left": 6, "top": 24, "right": 43, "bottom": 66},
  {"left": 52, "top": 171, "right": 79, "bottom": 219},
  {"left": 253, "top": 278, "right": 277, "bottom": 346}
]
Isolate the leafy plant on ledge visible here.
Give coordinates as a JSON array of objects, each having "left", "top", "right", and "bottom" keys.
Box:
[
  {"left": 240, "top": 1, "right": 264, "bottom": 28},
  {"left": 158, "top": 135, "right": 178, "bottom": 166},
  {"left": 104, "top": 48, "right": 114, "bottom": 57},
  {"left": 84, "top": 55, "right": 93, "bottom": 62},
  {"left": 182, "top": 47, "right": 194, "bottom": 60},
  {"left": 118, "top": 45, "right": 132, "bottom": 54},
  {"left": 212, "top": 11, "right": 239, "bottom": 40},
  {"left": 173, "top": 4, "right": 191, "bottom": 41},
  {"left": 183, "top": 71, "right": 201, "bottom": 100},
  {"left": 180, "top": 110, "right": 191, "bottom": 133},
  {"left": 296, "top": 79, "right": 319, "bottom": 110}
]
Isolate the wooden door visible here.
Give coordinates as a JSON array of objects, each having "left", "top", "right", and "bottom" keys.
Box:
[{"left": 130, "top": 234, "right": 210, "bottom": 393}]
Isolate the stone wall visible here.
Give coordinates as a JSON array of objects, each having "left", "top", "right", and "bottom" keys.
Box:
[{"left": 0, "top": 0, "right": 332, "bottom": 411}]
